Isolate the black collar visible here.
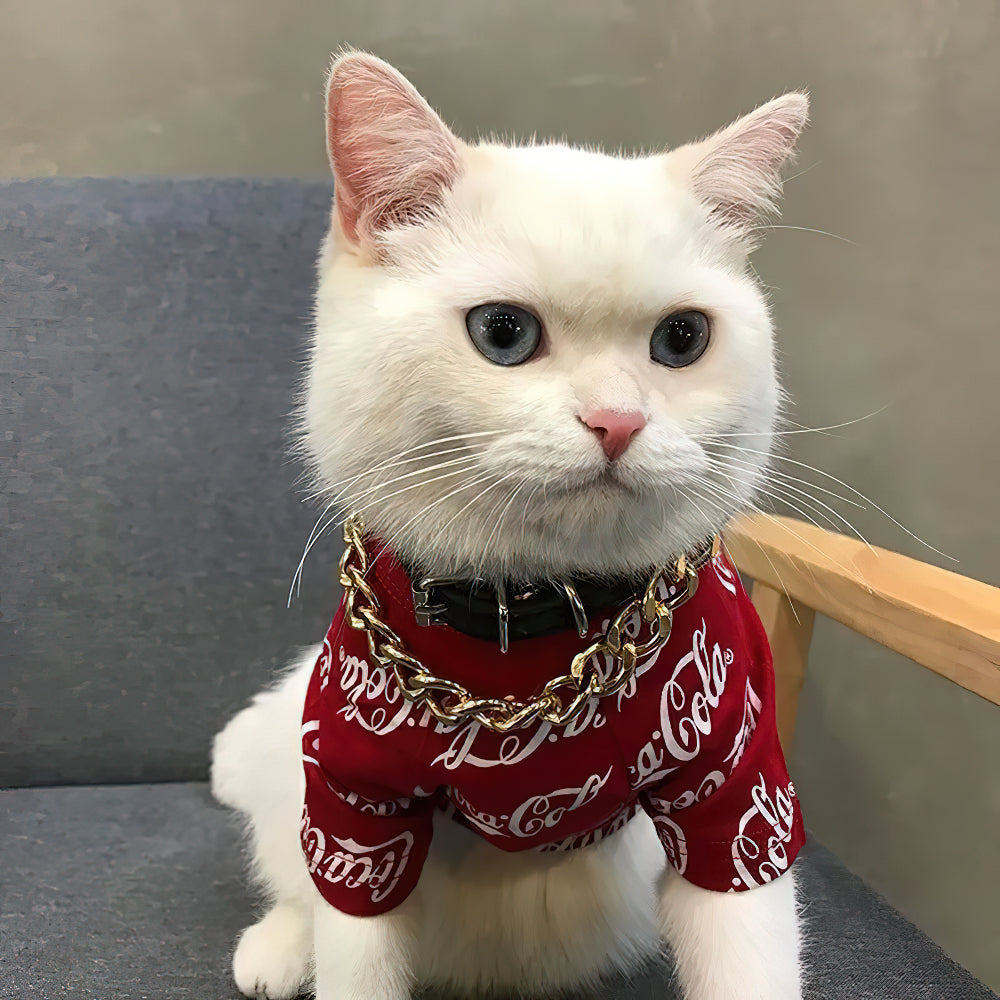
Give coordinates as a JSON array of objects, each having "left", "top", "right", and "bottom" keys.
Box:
[
  {"left": 404, "top": 533, "right": 717, "bottom": 652},
  {"left": 410, "top": 570, "right": 649, "bottom": 652}
]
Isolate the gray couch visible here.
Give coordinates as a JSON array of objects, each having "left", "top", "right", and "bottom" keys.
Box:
[{"left": 1, "top": 178, "right": 994, "bottom": 999}]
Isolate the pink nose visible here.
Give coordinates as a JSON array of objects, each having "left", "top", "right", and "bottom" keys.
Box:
[{"left": 580, "top": 409, "right": 647, "bottom": 462}]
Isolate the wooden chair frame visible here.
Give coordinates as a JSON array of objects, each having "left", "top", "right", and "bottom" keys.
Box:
[{"left": 724, "top": 514, "right": 1000, "bottom": 749}]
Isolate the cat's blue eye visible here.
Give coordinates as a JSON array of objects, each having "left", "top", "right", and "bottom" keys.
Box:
[
  {"left": 466, "top": 303, "right": 542, "bottom": 366},
  {"left": 649, "top": 311, "right": 711, "bottom": 368}
]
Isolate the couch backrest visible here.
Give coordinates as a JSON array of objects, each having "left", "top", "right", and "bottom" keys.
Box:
[{"left": 1, "top": 178, "right": 338, "bottom": 785}]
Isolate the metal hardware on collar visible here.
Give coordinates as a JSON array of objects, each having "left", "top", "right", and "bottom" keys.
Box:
[
  {"left": 412, "top": 575, "right": 459, "bottom": 628},
  {"left": 555, "top": 580, "right": 589, "bottom": 638},
  {"left": 496, "top": 581, "right": 509, "bottom": 653},
  {"left": 412, "top": 570, "right": 644, "bottom": 649},
  {"left": 339, "top": 515, "right": 718, "bottom": 733}
]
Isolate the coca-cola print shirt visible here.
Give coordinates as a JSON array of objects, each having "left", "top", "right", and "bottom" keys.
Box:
[{"left": 300, "top": 546, "right": 805, "bottom": 916}]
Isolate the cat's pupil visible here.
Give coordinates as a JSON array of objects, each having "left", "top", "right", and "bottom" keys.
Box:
[
  {"left": 667, "top": 319, "right": 695, "bottom": 352},
  {"left": 487, "top": 311, "right": 522, "bottom": 348}
]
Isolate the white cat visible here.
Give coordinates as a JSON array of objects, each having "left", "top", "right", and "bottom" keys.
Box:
[{"left": 212, "top": 51, "right": 808, "bottom": 1000}]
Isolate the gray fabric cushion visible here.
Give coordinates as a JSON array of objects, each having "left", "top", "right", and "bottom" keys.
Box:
[
  {"left": 1, "top": 178, "right": 339, "bottom": 786},
  {"left": 0, "top": 783, "right": 994, "bottom": 1000}
]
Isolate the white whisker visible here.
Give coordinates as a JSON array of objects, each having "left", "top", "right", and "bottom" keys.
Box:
[
  {"left": 701, "top": 457, "right": 875, "bottom": 550},
  {"left": 703, "top": 405, "right": 890, "bottom": 440},
  {"left": 518, "top": 480, "right": 545, "bottom": 548},
  {"left": 481, "top": 477, "right": 532, "bottom": 566},
  {"left": 301, "top": 444, "right": 485, "bottom": 505},
  {"left": 722, "top": 532, "right": 800, "bottom": 626},
  {"left": 339, "top": 455, "right": 482, "bottom": 512},
  {"left": 371, "top": 470, "right": 514, "bottom": 574},
  {"left": 288, "top": 498, "right": 341, "bottom": 605},
  {"left": 750, "top": 224, "right": 856, "bottom": 245},
  {"left": 288, "top": 464, "right": 492, "bottom": 604},
  {"left": 708, "top": 443, "right": 954, "bottom": 560},
  {"left": 301, "top": 429, "right": 506, "bottom": 504},
  {"left": 682, "top": 475, "right": 866, "bottom": 594},
  {"left": 704, "top": 450, "right": 865, "bottom": 510},
  {"left": 349, "top": 464, "right": 485, "bottom": 521}
]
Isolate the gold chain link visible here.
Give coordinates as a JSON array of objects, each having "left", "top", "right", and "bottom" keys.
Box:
[{"left": 338, "top": 516, "right": 718, "bottom": 733}]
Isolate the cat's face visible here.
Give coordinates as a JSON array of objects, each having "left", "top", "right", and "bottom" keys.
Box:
[{"left": 304, "top": 54, "right": 807, "bottom": 581}]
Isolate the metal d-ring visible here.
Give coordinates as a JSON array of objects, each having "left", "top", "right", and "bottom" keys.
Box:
[
  {"left": 556, "top": 580, "right": 589, "bottom": 638},
  {"left": 496, "top": 582, "right": 509, "bottom": 654}
]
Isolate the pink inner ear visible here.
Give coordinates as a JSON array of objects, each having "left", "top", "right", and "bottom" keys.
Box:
[
  {"left": 326, "top": 55, "right": 461, "bottom": 248},
  {"left": 691, "top": 93, "right": 809, "bottom": 231}
]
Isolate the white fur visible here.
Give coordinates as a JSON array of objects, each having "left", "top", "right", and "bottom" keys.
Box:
[
  {"left": 304, "top": 109, "right": 790, "bottom": 582},
  {"left": 213, "top": 52, "right": 806, "bottom": 999},
  {"left": 233, "top": 903, "right": 312, "bottom": 999},
  {"left": 660, "top": 868, "right": 801, "bottom": 1000}
]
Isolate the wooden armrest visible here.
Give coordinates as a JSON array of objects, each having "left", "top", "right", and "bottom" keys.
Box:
[{"left": 724, "top": 513, "right": 1000, "bottom": 707}]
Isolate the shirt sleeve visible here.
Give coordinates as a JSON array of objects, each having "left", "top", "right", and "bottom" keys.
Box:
[
  {"left": 639, "top": 591, "right": 805, "bottom": 892},
  {"left": 300, "top": 750, "right": 435, "bottom": 916},
  {"left": 300, "top": 646, "right": 436, "bottom": 916}
]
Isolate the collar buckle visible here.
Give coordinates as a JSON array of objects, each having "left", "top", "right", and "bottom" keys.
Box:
[{"left": 412, "top": 576, "right": 460, "bottom": 628}]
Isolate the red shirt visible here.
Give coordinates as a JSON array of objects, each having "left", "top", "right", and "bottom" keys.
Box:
[{"left": 300, "top": 545, "right": 805, "bottom": 916}]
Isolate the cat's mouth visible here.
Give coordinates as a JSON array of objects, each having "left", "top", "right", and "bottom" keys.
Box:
[{"left": 555, "top": 465, "right": 642, "bottom": 498}]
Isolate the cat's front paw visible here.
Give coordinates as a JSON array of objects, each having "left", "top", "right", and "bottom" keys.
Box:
[{"left": 233, "top": 904, "right": 311, "bottom": 999}]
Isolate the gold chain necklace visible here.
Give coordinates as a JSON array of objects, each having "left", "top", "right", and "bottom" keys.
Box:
[{"left": 338, "top": 516, "right": 719, "bottom": 734}]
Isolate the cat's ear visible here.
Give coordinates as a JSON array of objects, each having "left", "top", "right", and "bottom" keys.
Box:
[
  {"left": 669, "top": 93, "right": 809, "bottom": 239},
  {"left": 325, "top": 52, "right": 463, "bottom": 250}
]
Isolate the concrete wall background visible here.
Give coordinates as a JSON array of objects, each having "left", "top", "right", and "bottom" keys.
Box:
[{"left": 3, "top": 0, "right": 998, "bottom": 988}]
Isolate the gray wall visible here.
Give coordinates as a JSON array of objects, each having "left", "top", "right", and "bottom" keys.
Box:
[{"left": 3, "top": 0, "right": 998, "bottom": 989}]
